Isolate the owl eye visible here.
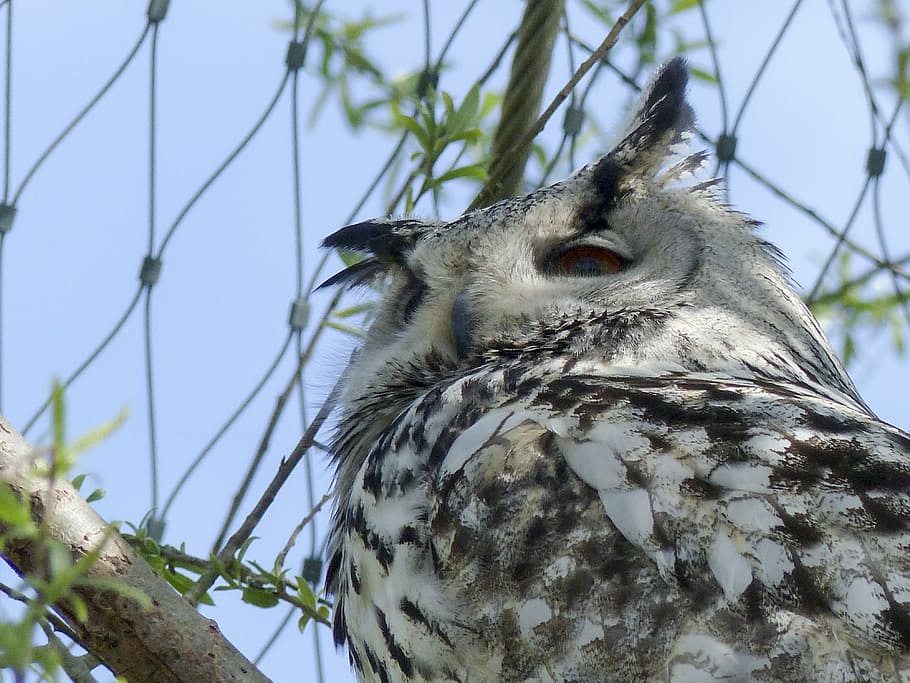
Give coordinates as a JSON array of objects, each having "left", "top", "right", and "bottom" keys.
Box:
[{"left": 550, "top": 245, "right": 625, "bottom": 277}]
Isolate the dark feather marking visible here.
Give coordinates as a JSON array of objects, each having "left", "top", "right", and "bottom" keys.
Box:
[
  {"left": 400, "top": 597, "right": 431, "bottom": 629},
  {"left": 883, "top": 604, "right": 910, "bottom": 649},
  {"left": 524, "top": 517, "right": 548, "bottom": 547},
  {"left": 577, "top": 157, "right": 623, "bottom": 230},
  {"left": 852, "top": 459, "right": 910, "bottom": 491},
  {"left": 449, "top": 525, "right": 474, "bottom": 561},
  {"left": 362, "top": 457, "right": 383, "bottom": 498},
  {"left": 350, "top": 503, "right": 369, "bottom": 545},
  {"left": 375, "top": 538, "right": 395, "bottom": 572},
  {"left": 741, "top": 578, "right": 764, "bottom": 622},
  {"left": 560, "top": 569, "right": 595, "bottom": 609},
  {"left": 395, "top": 467, "right": 416, "bottom": 493},
  {"left": 647, "top": 433, "right": 673, "bottom": 452},
  {"left": 349, "top": 645, "right": 364, "bottom": 674},
  {"left": 477, "top": 476, "right": 509, "bottom": 506},
  {"left": 791, "top": 437, "right": 910, "bottom": 492},
  {"left": 325, "top": 547, "right": 342, "bottom": 593},
  {"left": 801, "top": 409, "right": 868, "bottom": 434},
  {"left": 333, "top": 594, "right": 348, "bottom": 646},
  {"left": 398, "top": 525, "right": 419, "bottom": 544},
  {"left": 769, "top": 456, "right": 827, "bottom": 490},
  {"left": 350, "top": 501, "right": 396, "bottom": 572},
  {"left": 429, "top": 538, "right": 442, "bottom": 575},
  {"left": 363, "top": 645, "right": 389, "bottom": 683},
  {"left": 375, "top": 607, "right": 414, "bottom": 677},
  {"left": 859, "top": 492, "right": 908, "bottom": 532},
  {"left": 774, "top": 507, "right": 824, "bottom": 546},
  {"left": 512, "top": 558, "right": 538, "bottom": 587},
  {"left": 349, "top": 560, "right": 362, "bottom": 594},
  {"left": 400, "top": 597, "right": 454, "bottom": 648},
  {"left": 790, "top": 561, "right": 831, "bottom": 615},
  {"left": 680, "top": 477, "right": 722, "bottom": 499}
]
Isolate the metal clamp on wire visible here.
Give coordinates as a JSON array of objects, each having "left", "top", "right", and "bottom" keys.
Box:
[
  {"left": 716, "top": 133, "right": 737, "bottom": 163},
  {"left": 289, "top": 298, "right": 310, "bottom": 332},
  {"left": 866, "top": 147, "right": 886, "bottom": 178},
  {"left": 147, "top": 0, "right": 170, "bottom": 23},
  {"left": 139, "top": 255, "right": 163, "bottom": 287},
  {"left": 0, "top": 203, "right": 16, "bottom": 235},
  {"left": 286, "top": 41, "right": 306, "bottom": 70}
]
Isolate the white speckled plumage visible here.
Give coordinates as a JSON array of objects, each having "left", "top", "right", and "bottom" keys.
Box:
[{"left": 321, "top": 58, "right": 910, "bottom": 681}]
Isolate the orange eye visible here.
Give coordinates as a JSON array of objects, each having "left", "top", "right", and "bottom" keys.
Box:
[{"left": 552, "top": 245, "right": 624, "bottom": 277}]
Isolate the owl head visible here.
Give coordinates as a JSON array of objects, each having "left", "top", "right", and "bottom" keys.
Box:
[{"left": 322, "top": 58, "right": 863, "bottom": 433}]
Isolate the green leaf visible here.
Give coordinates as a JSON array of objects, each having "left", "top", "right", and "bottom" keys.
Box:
[
  {"left": 236, "top": 536, "right": 258, "bottom": 565},
  {"left": 344, "top": 48, "right": 378, "bottom": 77},
  {"left": 579, "top": 0, "right": 613, "bottom": 23},
  {"left": 68, "top": 594, "right": 89, "bottom": 623},
  {"left": 688, "top": 67, "right": 718, "bottom": 84},
  {"left": 636, "top": 3, "right": 658, "bottom": 63},
  {"left": 162, "top": 569, "right": 214, "bottom": 605},
  {"left": 324, "top": 320, "right": 365, "bottom": 337},
  {"left": 669, "top": 0, "right": 700, "bottom": 14},
  {"left": 86, "top": 488, "right": 106, "bottom": 503},
  {"left": 51, "top": 380, "right": 65, "bottom": 456},
  {"left": 67, "top": 408, "right": 128, "bottom": 460},
  {"left": 441, "top": 91, "right": 456, "bottom": 122},
  {"left": 297, "top": 578, "right": 317, "bottom": 611},
  {"left": 332, "top": 303, "right": 374, "bottom": 318},
  {"left": 403, "top": 184, "right": 416, "bottom": 215},
  {"left": 242, "top": 586, "right": 280, "bottom": 609},
  {"left": 392, "top": 108, "right": 431, "bottom": 152},
  {"left": 71, "top": 473, "right": 86, "bottom": 491},
  {"left": 46, "top": 541, "right": 74, "bottom": 578},
  {"left": 448, "top": 84, "right": 480, "bottom": 138},
  {"left": 0, "top": 483, "right": 33, "bottom": 531},
  {"left": 162, "top": 566, "right": 194, "bottom": 593},
  {"left": 0, "top": 620, "right": 34, "bottom": 670},
  {"left": 81, "top": 575, "right": 155, "bottom": 609},
  {"left": 339, "top": 249, "right": 363, "bottom": 267},
  {"left": 434, "top": 163, "right": 488, "bottom": 186},
  {"left": 843, "top": 333, "right": 856, "bottom": 366},
  {"left": 31, "top": 643, "right": 62, "bottom": 676}
]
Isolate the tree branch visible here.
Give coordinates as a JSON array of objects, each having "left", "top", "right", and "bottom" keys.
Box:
[{"left": 0, "top": 415, "right": 271, "bottom": 683}]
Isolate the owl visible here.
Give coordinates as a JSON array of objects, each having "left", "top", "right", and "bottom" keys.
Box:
[{"left": 321, "top": 58, "right": 910, "bottom": 682}]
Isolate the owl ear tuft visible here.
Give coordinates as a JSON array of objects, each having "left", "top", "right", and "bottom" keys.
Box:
[
  {"left": 607, "top": 57, "right": 695, "bottom": 177},
  {"left": 322, "top": 219, "right": 424, "bottom": 260},
  {"left": 320, "top": 218, "right": 441, "bottom": 290}
]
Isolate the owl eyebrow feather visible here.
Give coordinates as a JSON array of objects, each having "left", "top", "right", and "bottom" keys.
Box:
[
  {"left": 317, "top": 257, "right": 385, "bottom": 290},
  {"left": 574, "top": 157, "right": 624, "bottom": 234}
]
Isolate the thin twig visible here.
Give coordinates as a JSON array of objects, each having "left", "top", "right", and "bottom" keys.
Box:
[
  {"left": 185, "top": 379, "right": 342, "bottom": 606},
  {"left": 275, "top": 490, "right": 334, "bottom": 571}
]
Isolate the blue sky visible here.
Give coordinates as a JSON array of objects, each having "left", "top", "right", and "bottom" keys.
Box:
[{"left": 2, "top": 2, "right": 909, "bottom": 681}]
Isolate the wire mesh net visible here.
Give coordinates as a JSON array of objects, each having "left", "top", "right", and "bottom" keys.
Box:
[{"left": 0, "top": 1, "right": 908, "bottom": 680}]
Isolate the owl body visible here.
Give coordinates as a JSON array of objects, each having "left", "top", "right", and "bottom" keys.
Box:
[{"left": 323, "top": 60, "right": 910, "bottom": 681}]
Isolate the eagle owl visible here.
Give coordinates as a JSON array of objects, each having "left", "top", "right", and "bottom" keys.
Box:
[{"left": 322, "top": 58, "right": 910, "bottom": 681}]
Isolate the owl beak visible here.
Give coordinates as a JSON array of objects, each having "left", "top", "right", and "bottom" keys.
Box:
[{"left": 450, "top": 291, "right": 476, "bottom": 360}]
